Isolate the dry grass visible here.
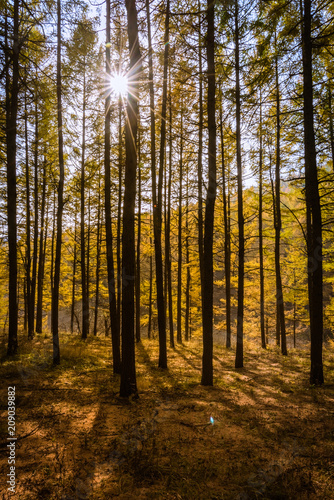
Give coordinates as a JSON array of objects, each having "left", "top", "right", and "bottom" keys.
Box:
[{"left": 0, "top": 332, "right": 334, "bottom": 499}]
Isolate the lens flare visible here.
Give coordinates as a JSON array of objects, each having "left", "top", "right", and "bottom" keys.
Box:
[{"left": 110, "top": 74, "right": 128, "bottom": 96}]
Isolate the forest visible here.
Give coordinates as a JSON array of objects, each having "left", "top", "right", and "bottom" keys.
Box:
[{"left": 1, "top": 0, "right": 334, "bottom": 498}]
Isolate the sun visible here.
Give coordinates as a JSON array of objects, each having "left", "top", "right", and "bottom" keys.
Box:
[{"left": 110, "top": 74, "right": 128, "bottom": 96}]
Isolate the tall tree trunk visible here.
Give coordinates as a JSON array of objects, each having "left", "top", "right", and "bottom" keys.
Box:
[
  {"left": 259, "top": 92, "right": 266, "bottom": 349},
  {"left": 94, "top": 171, "right": 102, "bottom": 337},
  {"left": 87, "top": 187, "right": 91, "bottom": 333},
  {"left": 234, "top": 0, "right": 244, "bottom": 369},
  {"left": 274, "top": 48, "right": 287, "bottom": 356},
  {"left": 198, "top": 0, "right": 204, "bottom": 286},
  {"left": 201, "top": 0, "right": 216, "bottom": 385},
  {"left": 166, "top": 87, "right": 174, "bottom": 348},
  {"left": 302, "top": 0, "right": 324, "bottom": 385},
  {"left": 6, "top": 0, "right": 19, "bottom": 355},
  {"left": 136, "top": 125, "right": 141, "bottom": 342},
  {"left": 146, "top": 0, "right": 167, "bottom": 368},
  {"left": 328, "top": 83, "right": 334, "bottom": 170},
  {"left": 148, "top": 214, "right": 153, "bottom": 340},
  {"left": 24, "top": 88, "right": 33, "bottom": 340},
  {"left": 177, "top": 105, "right": 183, "bottom": 344},
  {"left": 219, "top": 94, "right": 231, "bottom": 348},
  {"left": 105, "top": 0, "right": 121, "bottom": 373},
  {"left": 185, "top": 165, "right": 190, "bottom": 342},
  {"left": 36, "top": 157, "right": 47, "bottom": 333},
  {"left": 31, "top": 98, "right": 39, "bottom": 336},
  {"left": 81, "top": 66, "right": 89, "bottom": 340},
  {"left": 71, "top": 212, "right": 77, "bottom": 334},
  {"left": 156, "top": 0, "right": 169, "bottom": 366},
  {"left": 120, "top": 0, "right": 141, "bottom": 397},
  {"left": 51, "top": 0, "right": 64, "bottom": 365},
  {"left": 117, "top": 96, "right": 122, "bottom": 333}
]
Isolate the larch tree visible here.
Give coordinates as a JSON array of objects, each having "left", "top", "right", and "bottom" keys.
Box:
[
  {"left": 120, "top": 0, "right": 142, "bottom": 397},
  {"left": 201, "top": 0, "right": 216, "bottom": 386}
]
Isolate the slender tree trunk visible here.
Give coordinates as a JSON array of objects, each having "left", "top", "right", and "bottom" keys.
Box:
[
  {"left": 81, "top": 66, "right": 89, "bottom": 340},
  {"left": 51, "top": 0, "right": 64, "bottom": 365},
  {"left": 120, "top": 0, "right": 141, "bottom": 397},
  {"left": 136, "top": 126, "right": 141, "bottom": 342},
  {"left": 274, "top": 48, "right": 287, "bottom": 356},
  {"left": 328, "top": 84, "right": 334, "bottom": 170},
  {"left": 185, "top": 165, "right": 190, "bottom": 342},
  {"left": 177, "top": 105, "right": 183, "bottom": 344},
  {"left": 36, "top": 157, "right": 47, "bottom": 333},
  {"left": 302, "top": 0, "right": 324, "bottom": 384},
  {"left": 201, "top": 0, "right": 216, "bottom": 385},
  {"left": 117, "top": 96, "right": 122, "bottom": 333},
  {"left": 148, "top": 216, "right": 153, "bottom": 340},
  {"left": 105, "top": 0, "right": 121, "bottom": 373},
  {"left": 167, "top": 88, "right": 174, "bottom": 348},
  {"left": 31, "top": 98, "right": 39, "bottom": 336},
  {"left": 24, "top": 89, "right": 33, "bottom": 340},
  {"left": 156, "top": 0, "right": 169, "bottom": 366},
  {"left": 87, "top": 188, "right": 91, "bottom": 333},
  {"left": 259, "top": 92, "right": 266, "bottom": 349},
  {"left": 94, "top": 171, "right": 102, "bottom": 337},
  {"left": 198, "top": 0, "right": 204, "bottom": 286},
  {"left": 6, "top": 0, "right": 19, "bottom": 355},
  {"left": 50, "top": 187, "right": 56, "bottom": 304},
  {"left": 220, "top": 95, "right": 231, "bottom": 348},
  {"left": 235, "top": 0, "right": 244, "bottom": 369},
  {"left": 146, "top": 0, "right": 167, "bottom": 368},
  {"left": 71, "top": 212, "right": 77, "bottom": 334}
]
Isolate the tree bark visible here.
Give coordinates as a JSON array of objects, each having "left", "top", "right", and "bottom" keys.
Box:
[
  {"left": 235, "top": 0, "right": 244, "bottom": 369},
  {"left": 24, "top": 88, "right": 33, "bottom": 340},
  {"left": 302, "top": 0, "right": 324, "bottom": 384},
  {"left": 136, "top": 126, "right": 141, "bottom": 342},
  {"left": 219, "top": 95, "right": 231, "bottom": 348},
  {"left": 274, "top": 48, "right": 287, "bottom": 356},
  {"left": 81, "top": 64, "right": 89, "bottom": 340},
  {"left": 51, "top": 0, "right": 64, "bottom": 365},
  {"left": 166, "top": 87, "right": 174, "bottom": 348},
  {"left": 31, "top": 98, "right": 39, "bottom": 337},
  {"left": 6, "top": 0, "right": 19, "bottom": 355},
  {"left": 259, "top": 92, "right": 266, "bottom": 349},
  {"left": 177, "top": 105, "right": 183, "bottom": 344},
  {"left": 201, "top": 0, "right": 216, "bottom": 385},
  {"left": 36, "top": 157, "right": 47, "bottom": 333},
  {"left": 120, "top": 0, "right": 141, "bottom": 397},
  {"left": 105, "top": 0, "right": 121, "bottom": 373}
]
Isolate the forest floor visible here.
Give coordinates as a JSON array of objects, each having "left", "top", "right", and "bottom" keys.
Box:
[{"left": 0, "top": 332, "right": 334, "bottom": 500}]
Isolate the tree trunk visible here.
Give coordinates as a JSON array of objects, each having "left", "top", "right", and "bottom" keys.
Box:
[
  {"left": 259, "top": 92, "right": 266, "bottom": 349},
  {"left": 219, "top": 95, "right": 231, "bottom": 348},
  {"left": 71, "top": 212, "right": 77, "bottom": 334},
  {"left": 117, "top": 96, "right": 122, "bottom": 333},
  {"left": 167, "top": 87, "right": 174, "bottom": 348},
  {"left": 274, "top": 48, "right": 287, "bottom": 356},
  {"left": 234, "top": 0, "right": 244, "bottom": 369},
  {"left": 31, "top": 98, "right": 39, "bottom": 337},
  {"left": 136, "top": 125, "right": 141, "bottom": 342},
  {"left": 6, "top": 0, "right": 19, "bottom": 355},
  {"left": 185, "top": 164, "right": 190, "bottom": 342},
  {"left": 201, "top": 0, "right": 216, "bottom": 385},
  {"left": 177, "top": 105, "right": 183, "bottom": 344},
  {"left": 302, "top": 0, "right": 324, "bottom": 385},
  {"left": 81, "top": 65, "right": 89, "bottom": 340},
  {"left": 93, "top": 170, "right": 101, "bottom": 337},
  {"left": 36, "top": 157, "right": 47, "bottom": 333},
  {"left": 105, "top": 0, "right": 121, "bottom": 374},
  {"left": 51, "top": 0, "right": 64, "bottom": 365},
  {"left": 120, "top": 0, "right": 141, "bottom": 397},
  {"left": 24, "top": 88, "right": 33, "bottom": 340},
  {"left": 198, "top": 0, "right": 204, "bottom": 287}
]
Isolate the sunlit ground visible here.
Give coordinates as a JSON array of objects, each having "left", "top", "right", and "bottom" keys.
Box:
[{"left": 0, "top": 332, "right": 333, "bottom": 499}]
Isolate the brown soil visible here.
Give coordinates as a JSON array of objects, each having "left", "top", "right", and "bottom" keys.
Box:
[{"left": 0, "top": 333, "right": 333, "bottom": 499}]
